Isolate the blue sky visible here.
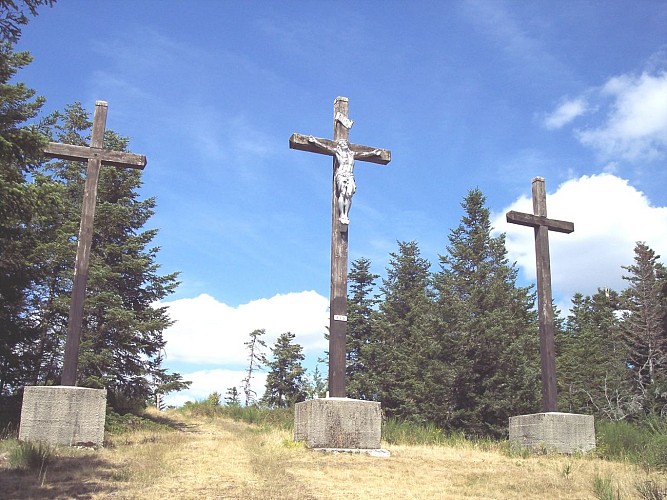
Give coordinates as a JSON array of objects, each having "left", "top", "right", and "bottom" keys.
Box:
[{"left": 16, "top": 1, "right": 667, "bottom": 405}]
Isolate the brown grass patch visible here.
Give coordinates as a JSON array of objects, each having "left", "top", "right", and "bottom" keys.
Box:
[{"left": 1, "top": 410, "right": 666, "bottom": 499}]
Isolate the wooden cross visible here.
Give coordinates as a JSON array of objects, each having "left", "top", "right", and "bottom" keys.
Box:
[
  {"left": 43, "top": 101, "right": 147, "bottom": 386},
  {"left": 289, "top": 96, "right": 390, "bottom": 397},
  {"left": 506, "top": 177, "right": 573, "bottom": 412}
]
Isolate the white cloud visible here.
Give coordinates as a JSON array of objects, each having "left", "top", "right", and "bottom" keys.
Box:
[
  {"left": 161, "top": 291, "right": 329, "bottom": 365},
  {"left": 546, "top": 67, "right": 667, "bottom": 161},
  {"left": 577, "top": 71, "right": 667, "bottom": 161},
  {"left": 493, "top": 173, "right": 667, "bottom": 302},
  {"left": 543, "top": 97, "right": 588, "bottom": 129},
  {"left": 163, "top": 368, "right": 268, "bottom": 408}
]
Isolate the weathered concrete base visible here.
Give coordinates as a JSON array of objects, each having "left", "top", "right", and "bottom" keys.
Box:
[
  {"left": 509, "top": 412, "right": 595, "bottom": 454},
  {"left": 294, "top": 398, "right": 382, "bottom": 449},
  {"left": 314, "top": 448, "right": 390, "bottom": 458},
  {"left": 19, "top": 386, "right": 107, "bottom": 446}
]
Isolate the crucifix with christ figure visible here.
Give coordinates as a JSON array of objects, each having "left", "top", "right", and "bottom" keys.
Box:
[
  {"left": 43, "top": 101, "right": 147, "bottom": 387},
  {"left": 506, "top": 177, "right": 573, "bottom": 412},
  {"left": 290, "top": 97, "right": 391, "bottom": 397}
]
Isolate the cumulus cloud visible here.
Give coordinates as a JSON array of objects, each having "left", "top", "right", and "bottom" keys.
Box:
[
  {"left": 543, "top": 97, "right": 588, "bottom": 129},
  {"left": 544, "top": 66, "right": 667, "bottom": 161},
  {"left": 162, "top": 290, "right": 329, "bottom": 366},
  {"left": 577, "top": 71, "right": 667, "bottom": 161},
  {"left": 493, "top": 174, "right": 667, "bottom": 303},
  {"left": 164, "top": 368, "right": 268, "bottom": 408}
]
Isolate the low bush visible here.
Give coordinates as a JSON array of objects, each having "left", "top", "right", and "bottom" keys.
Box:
[
  {"left": 178, "top": 399, "right": 294, "bottom": 430},
  {"left": 8, "top": 440, "right": 54, "bottom": 470},
  {"left": 382, "top": 418, "right": 466, "bottom": 446},
  {"left": 597, "top": 418, "right": 667, "bottom": 471}
]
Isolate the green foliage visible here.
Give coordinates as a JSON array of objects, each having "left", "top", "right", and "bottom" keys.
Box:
[
  {"left": 242, "top": 328, "right": 267, "bottom": 406},
  {"left": 344, "top": 190, "right": 542, "bottom": 438},
  {"left": 432, "top": 189, "right": 540, "bottom": 437},
  {"left": 262, "top": 332, "right": 307, "bottom": 408},
  {"left": 596, "top": 419, "right": 667, "bottom": 471},
  {"left": 0, "top": 0, "right": 56, "bottom": 43},
  {"left": 0, "top": 102, "right": 190, "bottom": 411},
  {"left": 373, "top": 241, "right": 433, "bottom": 420},
  {"left": 557, "top": 289, "right": 633, "bottom": 419},
  {"left": 0, "top": 43, "right": 49, "bottom": 394},
  {"left": 593, "top": 473, "right": 623, "bottom": 500},
  {"left": 620, "top": 242, "right": 667, "bottom": 416},
  {"left": 7, "top": 440, "right": 53, "bottom": 470},
  {"left": 225, "top": 386, "right": 241, "bottom": 407},
  {"left": 104, "top": 409, "right": 174, "bottom": 436},
  {"left": 304, "top": 365, "right": 327, "bottom": 399},
  {"left": 179, "top": 400, "right": 294, "bottom": 430},
  {"left": 382, "top": 418, "right": 463, "bottom": 446},
  {"left": 346, "top": 257, "right": 379, "bottom": 399}
]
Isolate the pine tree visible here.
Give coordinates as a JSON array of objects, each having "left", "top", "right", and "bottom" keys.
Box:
[
  {"left": 242, "top": 328, "right": 267, "bottom": 406},
  {"left": 18, "top": 102, "right": 188, "bottom": 411},
  {"left": 0, "top": 44, "right": 49, "bottom": 394},
  {"left": 373, "top": 241, "right": 433, "bottom": 420},
  {"left": 225, "top": 386, "right": 241, "bottom": 407},
  {"left": 0, "top": 1, "right": 55, "bottom": 44},
  {"left": 557, "top": 289, "right": 632, "bottom": 419},
  {"left": 262, "top": 332, "right": 307, "bottom": 408},
  {"left": 346, "top": 257, "right": 379, "bottom": 399},
  {"left": 621, "top": 242, "right": 667, "bottom": 415},
  {"left": 433, "top": 189, "right": 540, "bottom": 437},
  {"left": 304, "top": 365, "right": 327, "bottom": 399}
]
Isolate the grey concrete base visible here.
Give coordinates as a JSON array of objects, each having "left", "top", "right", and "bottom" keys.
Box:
[
  {"left": 509, "top": 412, "right": 595, "bottom": 454},
  {"left": 19, "top": 386, "right": 107, "bottom": 446},
  {"left": 294, "top": 398, "right": 382, "bottom": 449},
  {"left": 314, "top": 448, "right": 390, "bottom": 458}
]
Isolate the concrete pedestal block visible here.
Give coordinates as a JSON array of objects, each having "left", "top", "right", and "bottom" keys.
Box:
[
  {"left": 19, "top": 386, "right": 107, "bottom": 446},
  {"left": 294, "top": 398, "right": 382, "bottom": 449},
  {"left": 509, "top": 412, "right": 595, "bottom": 454}
]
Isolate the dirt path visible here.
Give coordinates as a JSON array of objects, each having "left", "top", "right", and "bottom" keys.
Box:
[{"left": 106, "top": 416, "right": 316, "bottom": 499}]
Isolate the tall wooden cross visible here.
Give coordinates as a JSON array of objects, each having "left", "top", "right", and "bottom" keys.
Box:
[
  {"left": 43, "top": 101, "right": 147, "bottom": 386},
  {"left": 506, "top": 177, "right": 573, "bottom": 412},
  {"left": 289, "top": 96, "right": 391, "bottom": 397}
]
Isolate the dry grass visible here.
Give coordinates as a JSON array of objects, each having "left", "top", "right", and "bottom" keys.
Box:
[{"left": 1, "top": 409, "right": 666, "bottom": 499}]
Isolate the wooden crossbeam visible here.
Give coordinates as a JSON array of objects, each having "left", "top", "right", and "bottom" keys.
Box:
[
  {"left": 506, "top": 211, "right": 574, "bottom": 234},
  {"left": 44, "top": 143, "right": 146, "bottom": 169},
  {"left": 289, "top": 133, "right": 391, "bottom": 165}
]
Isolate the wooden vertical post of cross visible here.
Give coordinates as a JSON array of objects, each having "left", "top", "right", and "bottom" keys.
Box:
[
  {"left": 289, "top": 97, "right": 391, "bottom": 397},
  {"left": 43, "top": 101, "right": 147, "bottom": 386},
  {"left": 506, "top": 177, "right": 573, "bottom": 412}
]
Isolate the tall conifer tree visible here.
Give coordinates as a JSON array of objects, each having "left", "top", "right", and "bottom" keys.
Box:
[
  {"left": 20, "top": 103, "right": 189, "bottom": 410},
  {"left": 373, "top": 241, "right": 433, "bottom": 420},
  {"left": 621, "top": 242, "right": 667, "bottom": 415},
  {"left": 0, "top": 44, "right": 49, "bottom": 393},
  {"left": 346, "top": 257, "right": 379, "bottom": 400},
  {"left": 558, "top": 289, "right": 632, "bottom": 419},
  {"left": 262, "top": 332, "right": 307, "bottom": 408},
  {"left": 242, "top": 328, "right": 267, "bottom": 406},
  {"left": 433, "top": 189, "right": 540, "bottom": 437}
]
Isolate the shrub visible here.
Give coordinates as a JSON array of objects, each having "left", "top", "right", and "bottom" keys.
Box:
[
  {"left": 8, "top": 440, "right": 54, "bottom": 470},
  {"left": 597, "top": 418, "right": 667, "bottom": 471},
  {"left": 382, "top": 418, "right": 466, "bottom": 446}
]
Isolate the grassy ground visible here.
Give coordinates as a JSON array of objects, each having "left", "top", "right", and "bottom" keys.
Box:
[{"left": 1, "top": 409, "right": 666, "bottom": 499}]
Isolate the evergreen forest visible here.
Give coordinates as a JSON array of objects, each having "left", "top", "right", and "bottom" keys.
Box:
[{"left": 344, "top": 191, "right": 667, "bottom": 437}]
